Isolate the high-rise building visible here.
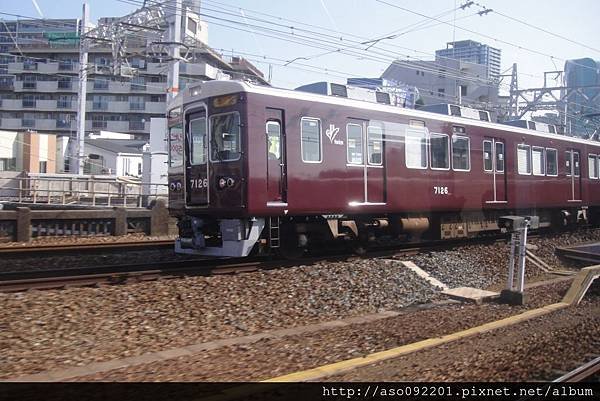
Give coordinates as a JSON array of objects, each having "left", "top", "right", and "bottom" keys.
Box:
[
  {"left": 563, "top": 58, "right": 600, "bottom": 135},
  {"left": 0, "top": 12, "right": 266, "bottom": 146},
  {"left": 435, "top": 40, "right": 501, "bottom": 78}
]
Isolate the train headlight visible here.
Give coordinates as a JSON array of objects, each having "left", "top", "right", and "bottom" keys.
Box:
[
  {"left": 226, "top": 177, "right": 235, "bottom": 187},
  {"left": 218, "top": 178, "right": 227, "bottom": 189}
]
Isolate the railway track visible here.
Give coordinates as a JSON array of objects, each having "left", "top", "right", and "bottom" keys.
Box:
[
  {"left": 554, "top": 356, "right": 600, "bottom": 382},
  {"left": 0, "top": 239, "right": 174, "bottom": 257}
]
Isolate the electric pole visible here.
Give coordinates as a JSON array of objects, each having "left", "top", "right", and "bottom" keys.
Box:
[
  {"left": 75, "top": 2, "right": 89, "bottom": 174},
  {"left": 167, "top": 0, "right": 183, "bottom": 102}
]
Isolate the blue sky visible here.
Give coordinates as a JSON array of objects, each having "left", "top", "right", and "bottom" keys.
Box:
[{"left": 3, "top": 0, "right": 600, "bottom": 92}]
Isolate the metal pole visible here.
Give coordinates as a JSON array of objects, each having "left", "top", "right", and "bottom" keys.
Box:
[
  {"left": 517, "top": 225, "right": 529, "bottom": 292},
  {"left": 75, "top": 3, "right": 90, "bottom": 175},
  {"left": 167, "top": 0, "right": 182, "bottom": 101}
]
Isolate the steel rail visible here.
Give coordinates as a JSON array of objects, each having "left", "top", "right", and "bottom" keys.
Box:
[
  {"left": 0, "top": 239, "right": 174, "bottom": 256},
  {"left": 554, "top": 357, "right": 600, "bottom": 382}
]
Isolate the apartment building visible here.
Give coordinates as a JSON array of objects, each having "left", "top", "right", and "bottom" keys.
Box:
[{"left": 0, "top": 13, "right": 266, "bottom": 144}]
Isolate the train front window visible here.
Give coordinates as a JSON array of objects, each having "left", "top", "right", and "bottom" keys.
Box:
[
  {"left": 210, "top": 112, "right": 241, "bottom": 162},
  {"left": 189, "top": 118, "right": 206, "bottom": 165}
]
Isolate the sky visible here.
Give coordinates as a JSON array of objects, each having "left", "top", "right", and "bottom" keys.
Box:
[{"left": 2, "top": 0, "right": 600, "bottom": 94}]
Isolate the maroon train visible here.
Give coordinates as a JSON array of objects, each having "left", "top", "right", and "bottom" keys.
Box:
[{"left": 166, "top": 80, "right": 600, "bottom": 257}]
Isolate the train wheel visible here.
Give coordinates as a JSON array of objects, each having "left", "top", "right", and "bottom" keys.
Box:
[{"left": 277, "top": 224, "right": 305, "bottom": 260}]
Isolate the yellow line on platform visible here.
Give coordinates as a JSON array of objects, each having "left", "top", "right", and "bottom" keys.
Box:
[{"left": 263, "top": 302, "right": 569, "bottom": 382}]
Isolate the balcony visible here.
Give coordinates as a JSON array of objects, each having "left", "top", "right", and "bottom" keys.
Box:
[
  {"left": 92, "top": 102, "right": 108, "bottom": 111},
  {"left": 130, "top": 83, "right": 145, "bottom": 92},
  {"left": 57, "top": 100, "right": 72, "bottom": 109},
  {"left": 56, "top": 119, "right": 73, "bottom": 129},
  {"left": 15, "top": 81, "right": 58, "bottom": 92},
  {"left": 91, "top": 120, "right": 107, "bottom": 129},
  {"left": 22, "top": 99, "right": 36, "bottom": 108},
  {"left": 22, "top": 118, "right": 35, "bottom": 128},
  {"left": 0, "top": 80, "right": 14, "bottom": 90},
  {"left": 129, "top": 102, "right": 145, "bottom": 111},
  {"left": 22, "top": 81, "right": 37, "bottom": 90},
  {"left": 23, "top": 62, "right": 38, "bottom": 71},
  {"left": 58, "top": 80, "right": 72, "bottom": 90},
  {"left": 129, "top": 121, "right": 145, "bottom": 131},
  {"left": 58, "top": 61, "right": 74, "bottom": 71},
  {"left": 93, "top": 80, "right": 109, "bottom": 90},
  {"left": 0, "top": 118, "right": 21, "bottom": 130},
  {"left": 144, "top": 101, "right": 165, "bottom": 114}
]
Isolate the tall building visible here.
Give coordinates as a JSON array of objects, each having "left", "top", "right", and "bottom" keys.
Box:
[
  {"left": 563, "top": 58, "right": 600, "bottom": 136},
  {"left": 435, "top": 40, "right": 501, "bottom": 79},
  {"left": 0, "top": 10, "right": 266, "bottom": 156},
  {"left": 381, "top": 57, "right": 498, "bottom": 110}
]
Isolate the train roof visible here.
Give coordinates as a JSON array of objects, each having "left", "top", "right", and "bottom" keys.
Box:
[{"left": 182, "top": 80, "right": 600, "bottom": 148}]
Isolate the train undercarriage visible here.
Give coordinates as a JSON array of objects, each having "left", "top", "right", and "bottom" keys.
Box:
[{"left": 175, "top": 206, "right": 598, "bottom": 258}]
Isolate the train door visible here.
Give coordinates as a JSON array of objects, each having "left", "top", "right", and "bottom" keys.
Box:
[
  {"left": 185, "top": 108, "right": 209, "bottom": 205},
  {"left": 266, "top": 108, "right": 287, "bottom": 204},
  {"left": 483, "top": 138, "right": 507, "bottom": 203},
  {"left": 346, "top": 120, "right": 385, "bottom": 205},
  {"left": 366, "top": 125, "right": 385, "bottom": 203},
  {"left": 566, "top": 149, "right": 582, "bottom": 201}
]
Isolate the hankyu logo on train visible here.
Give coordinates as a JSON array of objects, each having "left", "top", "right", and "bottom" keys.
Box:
[{"left": 325, "top": 124, "right": 343, "bottom": 145}]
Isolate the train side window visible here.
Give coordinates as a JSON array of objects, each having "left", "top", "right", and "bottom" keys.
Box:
[
  {"left": 495, "top": 142, "right": 505, "bottom": 172},
  {"left": 430, "top": 133, "right": 449, "bottom": 170},
  {"left": 573, "top": 151, "right": 580, "bottom": 177},
  {"left": 589, "top": 154, "right": 598, "bottom": 179},
  {"left": 346, "top": 123, "right": 364, "bottom": 165},
  {"left": 189, "top": 117, "right": 206, "bottom": 165},
  {"left": 266, "top": 121, "right": 281, "bottom": 160},
  {"left": 405, "top": 128, "right": 427, "bottom": 169},
  {"left": 483, "top": 140, "right": 493, "bottom": 172},
  {"left": 517, "top": 144, "right": 531, "bottom": 175},
  {"left": 301, "top": 117, "right": 322, "bottom": 163},
  {"left": 546, "top": 148, "right": 558, "bottom": 176},
  {"left": 367, "top": 126, "right": 383, "bottom": 165},
  {"left": 566, "top": 151, "right": 571, "bottom": 177},
  {"left": 451, "top": 135, "right": 470, "bottom": 171},
  {"left": 532, "top": 146, "right": 545, "bottom": 176}
]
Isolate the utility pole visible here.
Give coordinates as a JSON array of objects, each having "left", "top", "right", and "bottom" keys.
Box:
[
  {"left": 167, "top": 0, "right": 182, "bottom": 102},
  {"left": 75, "top": 3, "right": 89, "bottom": 175}
]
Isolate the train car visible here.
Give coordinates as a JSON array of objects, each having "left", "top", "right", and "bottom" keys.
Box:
[{"left": 167, "top": 80, "right": 600, "bottom": 257}]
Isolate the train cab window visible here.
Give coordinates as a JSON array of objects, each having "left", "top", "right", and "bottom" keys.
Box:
[
  {"left": 451, "top": 136, "right": 470, "bottom": 171},
  {"left": 532, "top": 147, "right": 545, "bottom": 176},
  {"left": 483, "top": 140, "right": 493, "bottom": 172},
  {"left": 266, "top": 121, "right": 281, "bottom": 160},
  {"left": 189, "top": 118, "right": 206, "bottom": 165},
  {"left": 517, "top": 144, "right": 531, "bottom": 175},
  {"left": 301, "top": 117, "right": 322, "bottom": 163},
  {"left": 495, "top": 142, "right": 505, "bottom": 172},
  {"left": 589, "top": 154, "right": 598, "bottom": 179},
  {"left": 210, "top": 112, "right": 241, "bottom": 162},
  {"left": 367, "top": 126, "right": 383, "bottom": 165},
  {"left": 430, "top": 133, "right": 449, "bottom": 170},
  {"left": 546, "top": 148, "right": 558, "bottom": 176},
  {"left": 405, "top": 128, "right": 427, "bottom": 169},
  {"left": 346, "top": 123, "right": 364, "bottom": 164}
]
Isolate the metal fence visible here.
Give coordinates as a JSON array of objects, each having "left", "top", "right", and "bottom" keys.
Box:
[{"left": 0, "top": 174, "right": 168, "bottom": 208}]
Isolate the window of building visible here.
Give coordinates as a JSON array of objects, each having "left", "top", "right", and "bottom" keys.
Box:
[
  {"left": 405, "top": 128, "right": 427, "bottom": 169},
  {"left": 517, "top": 144, "right": 531, "bottom": 175},
  {"left": 532, "top": 146, "right": 545, "bottom": 176},
  {"left": 39, "top": 161, "right": 47, "bottom": 173},
  {"left": 346, "top": 123, "right": 363, "bottom": 164},
  {"left": 0, "top": 157, "right": 16, "bottom": 171},
  {"left": 437, "top": 88, "right": 445, "bottom": 97},
  {"left": 589, "top": 154, "right": 598, "bottom": 179},
  {"left": 301, "top": 118, "right": 321, "bottom": 163},
  {"left": 460, "top": 85, "right": 468, "bottom": 96},
  {"left": 210, "top": 112, "right": 241, "bottom": 162},
  {"left": 266, "top": 121, "right": 281, "bottom": 160},
  {"left": 546, "top": 148, "right": 558, "bottom": 176},
  {"left": 367, "top": 126, "right": 383, "bottom": 165},
  {"left": 187, "top": 17, "right": 198, "bottom": 34},
  {"left": 452, "top": 136, "right": 470, "bottom": 171},
  {"left": 189, "top": 118, "right": 206, "bottom": 165},
  {"left": 430, "top": 133, "right": 449, "bottom": 170},
  {"left": 483, "top": 140, "right": 493, "bottom": 172}
]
